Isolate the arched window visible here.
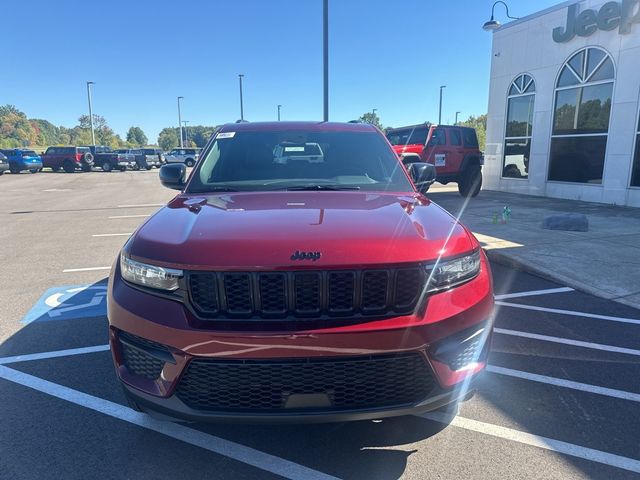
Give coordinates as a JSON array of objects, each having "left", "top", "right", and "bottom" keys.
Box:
[
  {"left": 503, "top": 74, "right": 535, "bottom": 178},
  {"left": 549, "top": 47, "right": 614, "bottom": 184}
]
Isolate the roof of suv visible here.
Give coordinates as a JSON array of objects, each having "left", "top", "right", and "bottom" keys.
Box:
[
  {"left": 386, "top": 123, "right": 474, "bottom": 132},
  {"left": 218, "top": 121, "right": 378, "bottom": 133}
]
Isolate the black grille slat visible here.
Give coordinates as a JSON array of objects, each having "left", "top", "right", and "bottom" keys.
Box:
[
  {"left": 176, "top": 353, "right": 434, "bottom": 412},
  {"left": 188, "top": 266, "right": 423, "bottom": 320},
  {"left": 224, "top": 273, "right": 253, "bottom": 314},
  {"left": 361, "top": 271, "right": 389, "bottom": 312},
  {"left": 294, "top": 272, "right": 321, "bottom": 314}
]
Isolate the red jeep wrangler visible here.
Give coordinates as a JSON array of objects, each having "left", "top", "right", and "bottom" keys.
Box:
[
  {"left": 386, "top": 124, "right": 483, "bottom": 197},
  {"left": 41, "top": 146, "right": 94, "bottom": 173}
]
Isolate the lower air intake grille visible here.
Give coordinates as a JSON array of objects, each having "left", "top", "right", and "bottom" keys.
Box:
[
  {"left": 119, "top": 332, "right": 166, "bottom": 380},
  {"left": 175, "top": 352, "right": 434, "bottom": 412}
]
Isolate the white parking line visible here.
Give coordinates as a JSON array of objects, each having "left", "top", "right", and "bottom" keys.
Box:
[
  {"left": 487, "top": 365, "right": 640, "bottom": 403},
  {"left": 495, "top": 287, "right": 573, "bottom": 300},
  {"left": 92, "top": 233, "right": 132, "bottom": 237},
  {"left": 496, "top": 301, "right": 640, "bottom": 325},
  {"left": 62, "top": 266, "right": 111, "bottom": 273},
  {"left": 423, "top": 411, "right": 640, "bottom": 474},
  {"left": 0, "top": 345, "right": 110, "bottom": 365},
  {"left": 117, "top": 203, "right": 164, "bottom": 208},
  {"left": 0, "top": 366, "right": 339, "bottom": 480},
  {"left": 494, "top": 328, "right": 640, "bottom": 356},
  {"left": 108, "top": 214, "right": 151, "bottom": 219}
]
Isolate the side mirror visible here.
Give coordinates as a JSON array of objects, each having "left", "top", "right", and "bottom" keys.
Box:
[
  {"left": 407, "top": 162, "right": 436, "bottom": 193},
  {"left": 160, "top": 163, "right": 187, "bottom": 190}
]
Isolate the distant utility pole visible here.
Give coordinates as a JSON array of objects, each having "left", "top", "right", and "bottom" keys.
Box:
[
  {"left": 182, "top": 120, "right": 190, "bottom": 146},
  {"left": 323, "top": 0, "right": 329, "bottom": 121},
  {"left": 177, "top": 96, "right": 184, "bottom": 148},
  {"left": 238, "top": 74, "right": 245, "bottom": 121},
  {"left": 278, "top": 104, "right": 282, "bottom": 121},
  {"left": 438, "top": 85, "right": 446, "bottom": 125},
  {"left": 372, "top": 108, "right": 377, "bottom": 116},
  {"left": 86, "top": 81, "right": 96, "bottom": 146},
  {"left": 455, "top": 111, "right": 461, "bottom": 125}
]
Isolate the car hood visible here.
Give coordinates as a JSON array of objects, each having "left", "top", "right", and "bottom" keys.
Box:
[{"left": 128, "top": 191, "right": 476, "bottom": 269}]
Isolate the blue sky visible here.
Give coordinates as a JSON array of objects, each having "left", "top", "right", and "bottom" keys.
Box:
[{"left": 2, "top": 0, "right": 559, "bottom": 143}]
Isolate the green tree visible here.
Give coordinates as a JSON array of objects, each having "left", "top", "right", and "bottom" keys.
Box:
[
  {"left": 126, "top": 126, "right": 148, "bottom": 146},
  {"left": 158, "top": 128, "right": 179, "bottom": 151},
  {"left": 0, "top": 104, "right": 37, "bottom": 147},
  {"left": 30, "top": 119, "right": 61, "bottom": 146},
  {"left": 458, "top": 114, "right": 487, "bottom": 151},
  {"left": 358, "top": 111, "right": 383, "bottom": 130}
]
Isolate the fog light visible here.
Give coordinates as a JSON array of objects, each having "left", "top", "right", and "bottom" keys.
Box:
[{"left": 430, "top": 322, "right": 490, "bottom": 371}]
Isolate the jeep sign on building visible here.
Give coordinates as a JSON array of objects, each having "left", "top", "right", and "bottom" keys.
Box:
[{"left": 484, "top": 0, "right": 640, "bottom": 206}]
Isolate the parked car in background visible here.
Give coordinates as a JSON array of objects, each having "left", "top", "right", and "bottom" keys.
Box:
[
  {"left": 83, "top": 146, "right": 135, "bottom": 172},
  {"left": 141, "top": 148, "right": 165, "bottom": 168},
  {"left": 164, "top": 147, "right": 200, "bottom": 167},
  {"left": 41, "top": 146, "right": 94, "bottom": 173},
  {"left": 0, "top": 152, "right": 9, "bottom": 175},
  {"left": 386, "top": 124, "right": 484, "bottom": 197},
  {"left": 113, "top": 149, "right": 149, "bottom": 170},
  {"left": 0, "top": 148, "right": 43, "bottom": 174}
]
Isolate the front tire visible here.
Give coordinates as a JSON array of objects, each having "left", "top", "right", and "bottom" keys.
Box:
[
  {"left": 458, "top": 164, "right": 482, "bottom": 198},
  {"left": 102, "top": 162, "right": 113, "bottom": 172},
  {"left": 63, "top": 160, "right": 76, "bottom": 173},
  {"left": 185, "top": 158, "right": 195, "bottom": 167},
  {"left": 29, "top": 169, "right": 38, "bottom": 174},
  {"left": 50, "top": 166, "right": 60, "bottom": 173}
]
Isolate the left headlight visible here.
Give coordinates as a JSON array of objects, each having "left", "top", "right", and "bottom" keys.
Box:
[
  {"left": 424, "top": 250, "right": 481, "bottom": 293},
  {"left": 120, "top": 253, "right": 183, "bottom": 291}
]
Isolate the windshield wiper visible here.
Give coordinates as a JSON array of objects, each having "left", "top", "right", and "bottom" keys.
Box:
[{"left": 286, "top": 184, "right": 361, "bottom": 191}]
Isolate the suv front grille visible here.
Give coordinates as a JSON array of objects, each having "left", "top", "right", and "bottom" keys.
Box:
[
  {"left": 187, "top": 267, "right": 425, "bottom": 320},
  {"left": 175, "top": 352, "right": 434, "bottom": 412}
]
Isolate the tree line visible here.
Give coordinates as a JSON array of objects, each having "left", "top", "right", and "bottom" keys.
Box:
[{"left": 0, "top": 104, "right": 219, "bottom": 151}]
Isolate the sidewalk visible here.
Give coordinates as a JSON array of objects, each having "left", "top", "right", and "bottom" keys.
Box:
[{"left": 427, "top": 185, "right": 640, "bottom": 309}]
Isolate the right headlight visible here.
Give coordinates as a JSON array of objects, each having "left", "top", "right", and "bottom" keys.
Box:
[
  {"left": 424, "top": 250, "right": 481, "bottom": 293},
  {"left": 120, "top": 253, "right": 183, "bottom": 291}
]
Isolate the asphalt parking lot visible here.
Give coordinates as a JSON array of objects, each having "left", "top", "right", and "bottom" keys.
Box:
[{"left": 1, "top": 172, "right": 640, "bottom": 480}]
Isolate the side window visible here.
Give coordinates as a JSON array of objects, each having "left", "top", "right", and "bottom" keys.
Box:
[
  {"left": 449, "top": 129, "right": 462, "bottom": 146},
  {"left": 429, "top": 129, "right": 446, "bottom": 146},
  {"left": 462, "top": 129, "right": 479, "bottom": 148}
]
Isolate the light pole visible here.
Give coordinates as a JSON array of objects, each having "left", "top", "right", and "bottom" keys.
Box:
[
  {"left": 86, "top": 81, "right": 95, "bottom": 146},
  {"left": 182, "top": 120, "right": 190, "bottom": 146},
  {"left": 277, "top": 104, "right": 282, "bottom": 121},
  {"left": 177, "top": 96, "right": 184, "bottom": 148},
  {"left": 438, "top": 85, "right": 446, "bottom": 125},
  {"left": 455, "top": 111, "right": 461, "bottom": 125},
  {"left": 238, "top": 74, "right": 245, "bottom": 121},
  {"left": 323, "top": 0, "right": 329, "bottom": 121}
]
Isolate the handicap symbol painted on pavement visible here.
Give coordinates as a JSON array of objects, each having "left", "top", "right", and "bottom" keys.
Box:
[{"left": 22, "top": 283, "right": 108, "bottom": 324}]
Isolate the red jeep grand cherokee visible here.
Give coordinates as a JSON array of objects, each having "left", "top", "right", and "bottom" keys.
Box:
[{"left": 108, "top": 121, "right": 494, "bottom": 423}]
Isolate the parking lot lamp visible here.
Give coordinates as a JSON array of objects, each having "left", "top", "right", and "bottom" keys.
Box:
[
  {"left": 238, "top": 74, "right": 245, "bottom": 121},
  {"left": 86, "top": 82, "right": 95, "bottom": 146},
  {"left": 177, "top": 96, "right": 184, "bottom": 148},
  {"left": 482, "top": 1, "right": 519, "bottom": 31},
  {"left": 278, "top": 104, "right": 282, "bottom": 121},
  {"left": 438, "top": 85, "right": 446, "bottom": 125}
]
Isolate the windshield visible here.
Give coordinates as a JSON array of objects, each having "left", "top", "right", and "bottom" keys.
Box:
[
  {"left": 386, "top": 126, "right": 429, "bottom": 146},
  {"left": 22, "top": 150, "right": 38, "bottom": 157},
  {"left": 187, "top": 130, "right": 413, "bottom": 193}
]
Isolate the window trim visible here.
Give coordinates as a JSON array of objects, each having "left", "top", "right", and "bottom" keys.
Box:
[
  {"left": 548, "top": 47, "right": 615, "bottom": 185},
  {"left": 628, "top": 88, "right": 640, "bottom": 189},
  {"left": 502, "top": 73, "right": 536, "bottom": 181}
]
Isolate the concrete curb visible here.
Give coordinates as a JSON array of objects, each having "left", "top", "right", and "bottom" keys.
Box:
[{"left": 485, "top": 249, "right": 640, "bottom": 310}]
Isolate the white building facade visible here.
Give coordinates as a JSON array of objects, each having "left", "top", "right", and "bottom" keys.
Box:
[{"left": 484, "top": 0, "right": 640, "bottom": 206}]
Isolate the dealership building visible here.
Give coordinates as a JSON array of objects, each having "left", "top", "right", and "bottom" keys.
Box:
[{"left": 483, "top": 0, "right": 640, "bottom": 206}]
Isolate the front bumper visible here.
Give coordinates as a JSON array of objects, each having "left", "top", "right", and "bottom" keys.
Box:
[
  {"left": 16, "top": 161, "right": 43, "bottom": 171},
  {"left": 108, "top": 253, "right": 494, "bottom": 423}
]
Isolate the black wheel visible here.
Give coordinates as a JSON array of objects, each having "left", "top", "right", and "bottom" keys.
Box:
[
  {"left": 29, "top": 169, "right": 38, "bottom": 174},
  {"left": 50, "top": 166, "right": 60, "bottom": 173},
  {"left": 0, "top": 171, "right": 3, "bottom": 175},
  {"left": 458, "top": 164, "right": 482, "bottom": 198},
  {"left": 81, "top": 152, "right": 94, "bottom": 166},
  {"left": 119, "top": 166, "right": 127, "bottom": 172},
  {"left": 185, "top": 158, "right": 195, "bottom": 167},
  {"left": 81, "top": 164, "right": 92, "bottom": 172},
  {"left": 133, "top": 163, "right": 140, "bottom": 171},
  {"left": 63, "top": 160, "right": 76, "bottom": 173},
  {"left": 102, "top": 162, "right": 113, "bottom": 172},
  {"left": 10, "top": 166, "right": 20, "bottom": 174},
  {"left": 145, "top": 165, "right": 152, "bottom": 170}
]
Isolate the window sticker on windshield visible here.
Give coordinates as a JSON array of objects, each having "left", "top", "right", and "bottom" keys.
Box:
[
  {"left": 435, "top": 153, "right": 446, "bottom": 167},
  {"left": 217, "top": 132, "right": 236, "bottom": 139}
]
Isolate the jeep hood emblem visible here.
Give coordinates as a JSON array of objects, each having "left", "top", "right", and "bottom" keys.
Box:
[{"left": 291, "top": 250, "right": 322, "bottom": 261}]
